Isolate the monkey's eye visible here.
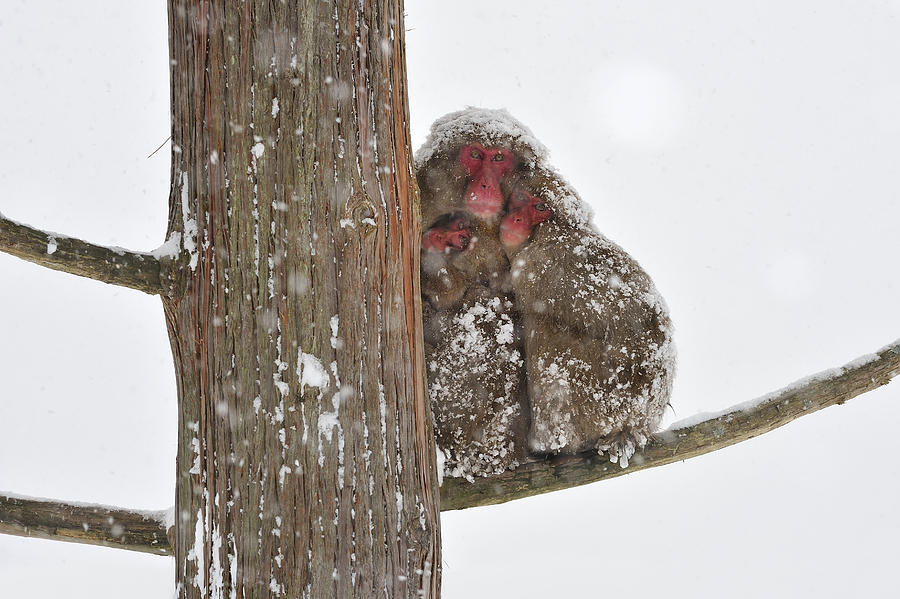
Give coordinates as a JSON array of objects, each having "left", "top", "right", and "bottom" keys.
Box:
[
  {"left": 469, "top": 149, "right": 483, "bottom": 160},
  {"left": 456, "top": 220, "right": 466, "bottom": 230},
  {"left": 491, "top": 153, "right": 505, "bottom": 162},
  {"left": 535, "top": 202, "right": 548, "bottom": 212}
]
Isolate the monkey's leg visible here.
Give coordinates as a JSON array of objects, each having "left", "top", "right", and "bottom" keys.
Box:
[
  {"left": 426, "top": 290, "right": 528, "bottom": 480},
  {"left": 523, "top": 316, "right": 670, "bottom": 466}
]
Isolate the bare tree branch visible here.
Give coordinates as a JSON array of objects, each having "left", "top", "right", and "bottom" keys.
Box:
[
  {"left": 0, "top": 214, "right": 170, "bottom": 295},
  {"left": 1, "top": 338, "right": 897, "bottom": 555},
  {"left": 0, "top": 493, "right": 171, "bottom": 556}
]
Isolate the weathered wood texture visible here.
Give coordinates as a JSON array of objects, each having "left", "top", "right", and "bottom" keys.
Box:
[
  {"left": 0, "top": 494, "right": 170, "bottom": 555},
  {"left": 0, "top": 215, "right": 166, "bottom": 295},
  {"left": 3, "top": 339, "right": 895, "bottom": 557},
  {"left": 164, "top": 1, "right": 439, "bottom": 598}
]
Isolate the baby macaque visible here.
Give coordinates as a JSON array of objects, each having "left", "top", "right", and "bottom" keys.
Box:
[
  {"left": 420, "top": 214, "right": 472, "bottom": 310},
  {"left": 420, "top": 214, "right": 509, "bottom": 310},
  {"left": 504, "top": 170, "right": 675, "bottom": 467},
  {"left": 422, "top": 213, "right": 471, "bottom": 253}
]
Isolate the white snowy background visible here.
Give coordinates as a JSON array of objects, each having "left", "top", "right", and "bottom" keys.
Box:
[{"left": 1, "top": 1, "right": 899, "bottom": 597}]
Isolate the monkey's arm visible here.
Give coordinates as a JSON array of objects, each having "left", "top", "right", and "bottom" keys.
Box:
[
  {"left": 510, "top": 221, "right": 665, "bottom": 340},
  {"left": 0, "top": 214, "right": 171, "bottom": 295}
]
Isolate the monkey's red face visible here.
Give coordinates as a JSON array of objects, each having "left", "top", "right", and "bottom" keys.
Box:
[
  {"left": 458, "top": 143, "right": 516, "bottom": 220},
  {"left": 422, "top": 215, "right": 472, "bottom": 253},
  {"left": 500, "top": 190, "right": 552, "bottom": 248}
]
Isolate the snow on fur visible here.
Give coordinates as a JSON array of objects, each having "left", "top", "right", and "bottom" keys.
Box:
[{"left": 418, "top": 107, "right": 676, "bottom": 477}]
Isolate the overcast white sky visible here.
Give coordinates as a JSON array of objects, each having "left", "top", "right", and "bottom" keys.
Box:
[{"left": 1, "top": 2, "right": 898, "bottom": 597}]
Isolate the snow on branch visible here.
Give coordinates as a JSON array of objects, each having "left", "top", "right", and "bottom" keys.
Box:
[
  {"left": 0, "top": 493, "right": 172, "bottom": 556},
  {"left": 0, "top": 339, "right": 897, "bottom": 555},
  {"left": 0, "top": 214, "right": 169, "bottom": 295},
  {"left": 440, "top": 337, "right": 900, "bottom": 510}
]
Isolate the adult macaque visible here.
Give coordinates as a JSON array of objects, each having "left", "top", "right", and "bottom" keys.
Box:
[
  {"left": 416, "top": 109, "right": 540, "bottom": 228},
  {"left": 416, "top": 110, "right": 542, "bottom": 478},
  {"left": 457, "top": 143, "right": 516, "bottom": 219}
]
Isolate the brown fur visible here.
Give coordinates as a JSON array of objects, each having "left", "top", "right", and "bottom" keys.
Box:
[{"left": 419, "top": 112, "right": 675, "bottom": 471}]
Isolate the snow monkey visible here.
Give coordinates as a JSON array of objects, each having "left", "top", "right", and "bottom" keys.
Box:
[
  {"left": 417, "top": 107, "right": 675, "bottom": 475},
  {"left": 420, "top": 213, "right": 509, "bottom": 311},
  {"left": 417, "top": 110, "right": 538, "bottom": 228},
  {"left": 501, "top": 170, "right": 675, "bottom": 467},
  {"left": 416, "top": 111, "right": 545, "bottom": 477}
]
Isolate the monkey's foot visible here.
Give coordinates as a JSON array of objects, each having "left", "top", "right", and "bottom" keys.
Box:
[{"left": 596, "top": 429, "right": 648, "bottom": 469}]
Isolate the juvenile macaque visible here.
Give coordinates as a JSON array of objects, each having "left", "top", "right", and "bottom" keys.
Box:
[
  {"left": 500, "top": 189, "right": 552, "bottom": 248},
  {"left": 419, "top": 220, "right": 525, "bottom": 479},
  {"left": 419, "top": 216, "right": 528, "bottom": 478},
  {"left": 504, "top": 169, "right": 675, "bottom": 467}
]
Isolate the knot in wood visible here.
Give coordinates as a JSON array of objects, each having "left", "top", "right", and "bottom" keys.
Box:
[{"left": 342, "top": 192, "right": 379, "bottom": 237}]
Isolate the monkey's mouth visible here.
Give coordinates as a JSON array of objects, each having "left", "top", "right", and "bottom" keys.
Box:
[{"left": 465, "top": 185, "right": 504, "bottom": 219}]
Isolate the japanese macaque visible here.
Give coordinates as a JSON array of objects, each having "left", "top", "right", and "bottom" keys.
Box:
[
  {"left": 422, "top": 213, "right": 471, "bottom": 253},
  {"left": 457, "top": 144, "right": 516, "bottom": 219},
  {"left": 499, "top": 189, "right": 552, "bottom": 248},
  {"left": 420, "top": 214, "right": 509, "bottom": 311},
  {"left": 503, "top": 169, "right": 675, "bottom": 467},
  {"left": 416, "top": 107, "right": 675, "bottom": 475},
  {"left": 416, "top": 113, "right": 538, "bottom": 477},
  {"left": 417, "top": 111, "right": 539, "bottom": 229}
]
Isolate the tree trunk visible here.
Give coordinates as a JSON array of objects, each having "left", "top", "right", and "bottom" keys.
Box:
[{"left": 164, "top": 2, "right": 440, "bottom": 597}]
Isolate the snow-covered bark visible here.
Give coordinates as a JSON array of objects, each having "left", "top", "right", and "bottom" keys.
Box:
[{"left": 164, "top": 2, "right": 440, "bottom": 597}]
